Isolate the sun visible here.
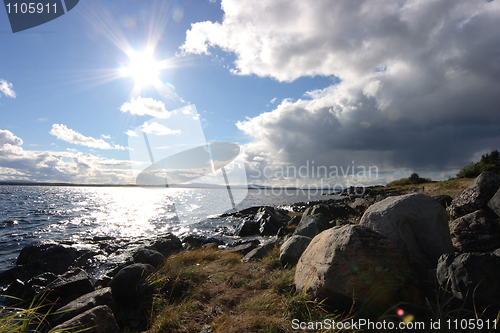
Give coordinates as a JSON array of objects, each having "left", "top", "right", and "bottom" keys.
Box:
[{"left": 120, "top": 47, "right": 168, "bottom": 94}]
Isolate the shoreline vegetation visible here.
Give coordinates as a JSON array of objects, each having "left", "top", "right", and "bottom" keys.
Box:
[{"left": 2, "top": 151, "right": 500, "bottom": 332}]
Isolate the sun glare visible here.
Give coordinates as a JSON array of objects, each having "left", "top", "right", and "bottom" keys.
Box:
[{"left": 120, "top": 48, "right": 169, "bottom": 95}]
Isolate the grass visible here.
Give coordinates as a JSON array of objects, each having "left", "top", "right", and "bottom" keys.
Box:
[
  {"left": 0, "top": 293, "right": 90, "bottom": 333},
  {"left": 384, "top": 177, "right": 474, "bottom": 199},
  {"left": 143, "top": 243, "right": 500, "bottom": 333},
  {"left": 145, "top": 246, "right": 348, "bottom": 333}
]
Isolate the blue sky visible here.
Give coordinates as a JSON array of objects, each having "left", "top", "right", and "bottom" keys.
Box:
[{"left": 1, "top": 0, "right": 500, "bottom": 186}]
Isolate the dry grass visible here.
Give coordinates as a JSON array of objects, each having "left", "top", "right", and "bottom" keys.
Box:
[
  {"left": 384, "top": 178, "right": 474, "bottom": 199},
  {"left": 145, "top": 247, "right": 343, "bottom": 333}
]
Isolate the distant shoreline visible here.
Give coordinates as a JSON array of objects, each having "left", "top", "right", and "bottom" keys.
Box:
[{"left": 0, "top": 181, "right": 329, "bottom": 191}]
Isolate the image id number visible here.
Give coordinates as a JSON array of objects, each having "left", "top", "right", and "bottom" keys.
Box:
[{"left": 6, "top": 2, "right": 57, "bottom": 14}]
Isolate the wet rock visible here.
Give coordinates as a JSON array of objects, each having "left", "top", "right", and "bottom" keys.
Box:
[
  {"left": 287, "top": 215, "right": 301, "bottom": 226},
  {"left": 5, "top": 272, "right": 57, "bottom": 304},
  {"left": 449, "top": 210, "right": 500, "bottom": 252},
  {"left": 448, "top": 172, "right": 500, "bottom": 219},
  {"left": 360, "top": 193, "right": 454, "bottom": 279},
  {"left": 49, "top": 305, "right": 118, "bottom": 333},
  {"left": 16, "top": 241, "right": 79, "bottom": 276},
  {"left": 43, "top": 268, "right": 94, "bottom": 305},
  {"left": 436, "top": 252, "right": 500, "bottom": 314},
  {"left": 279, "top": 235, "right": 311, "bottom": 267},
  {"left": 146, "top": 233, "right": 182, "bottom": 258},
  {"left": 133, "top": 248, "right": 165, "bottom": 268},
  {"left": 236, "top": 219, "right": 260, "bottom": 237},
  {"left": 52, "top": 287, "right": 115, "bottom": 327},
  {"left": 295, "top": 225, "right": 410, "bottom": 310},
  {"left": 108, "top": 263, "right": 154, "bottom": 311},
  {"left": 255, "top": 206, "right": 287, "bottom": 236},
  {"left": 181, "top": 234, "right": 224, "bottom": 250}
]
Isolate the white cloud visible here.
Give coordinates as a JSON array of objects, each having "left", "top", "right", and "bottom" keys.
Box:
[
  {"left": 183, "top": 0, "right": 500, "bottom": 184},
  {"left": 126, "top": 130, "right": 138, "bottom": 137},
  {"left": 270, "top": 97, "right": 277, "bottom": 104},
  {"left": 0, "top": 129, "right": 23, "bottom": 147},
  {"left": 101, "top": 134, "right": 111, "bottom": 139},
  {"left": 120, "top": 97, "right": 173, "bottom": 119},
  {"left": 141, "top": 122, "right": 181, "bottom": 136},
  {"left": 0, "top": 129, "right": 135, "bottom": 184},
  {"left": 50, "top": 124, "right": 125, "bottom": 150},
  {"left": 0, "top": 79, "right": 16, "bottom": 98}
]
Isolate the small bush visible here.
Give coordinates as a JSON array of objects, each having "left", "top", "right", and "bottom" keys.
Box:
[{"left": 387, "top": 173, "right": 432, "bottom": 187}]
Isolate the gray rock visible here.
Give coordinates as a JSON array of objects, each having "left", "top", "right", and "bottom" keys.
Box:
[
  {"left": 436, "top": 252, "right": 500, "bottom": 313},
  {"left": 181, "top": 234, "right": 224, "bottom": 250},
  {"left": 16, "top": 241, "right": 79, "bottom": 276},
  {"left": 448, "top": 172, "right": 500, "bottom": 219},
  {"left": 146, "top": 233, "right": 182, "bottom": 258},
  {"left": 108, "top": 263, "right": 154, "bottom": 310},
  {"left": 295, "top": 225, "right": 410, "bottom": 309},
  {"left": 360, "top": 193, "right": 454, "bottom": 278},
  {"left": 349, "top": 197, "right": 375, "bottom": 213},
  {"left": 5, "top": 272, "right": 57, "bottom": 303},
  {"left": 255, "top": 206, "right": 287, "bottom": 236},
  {"left": 302, "top": 204, "right": 330, "bottom": 217},
  {"left": 52, "top": 287, "right": 115, "bottom": 327},
  {"left": 488, "top": 187, "right": 500, "bottom": 217},
  {"left": 279, "top": 235, "right": 311, "bottom": 267},
  {"left": 43, "top": 269, "right": 94, "bottom": 305},
  {"left": 241, "top": 242, "right": 276, "bottom": 263},
  {"left": 49, "top": 305, "right": 118, "bottom": 333},
  {"left": 294, "top": 213, "right": 331, "bottom": 238},
  {"left": 133, "top": 248, "right": 165, "bottom": 267},
  {"left": 449, "top": 210, "right": 500, "bottom": 252},
  {"left": 226, "top": 242, "right": 258, "bottom": 255},
  {"left": 236, "top": 219, "right": 260, "bottom": 237},
  {"left": 287, "top": 215, "right": 301, "bottom": 226}
]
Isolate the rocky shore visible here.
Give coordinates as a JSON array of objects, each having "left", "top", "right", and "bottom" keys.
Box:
[{"left": 1, "top": 173, "right": 499, "bottom": 332}]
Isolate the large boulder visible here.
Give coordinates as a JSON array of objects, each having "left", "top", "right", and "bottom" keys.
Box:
[
  {"left": 15, "top": 241, "right": 79, "bottom": 277},
  {"left": 279, "top": 235, "right": 311, "bottom": 267},
  {"left": 437, "top": 252, "right": 500, "bottom": 313},
  {"left": 449, "top": 210, "right": 500, "bottom": 252},
  {"left": 52, "top": 287, "right": 115, "bottom": 327},
  {"left": 49, "top": 305, "right": 119, "bottom": 333},
  {"left": 108, "top": 263, "right": 155, "bottom": 310},
  {"left": 295, "top": 225, "right": 410, "bottom": 309},
  {"left": 294, "top": 213, "right": 331, "bottom": 238},
  {"left": 447, "top": 172, "right": 500, "bottom": 219},
  {"left": 360, "top": 193, "right": 453, "bottom": 278}
]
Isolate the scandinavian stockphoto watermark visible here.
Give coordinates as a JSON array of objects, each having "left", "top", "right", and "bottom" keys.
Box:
[{"left": 248, "top": 160, "right": 379, "bottom": 199}]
